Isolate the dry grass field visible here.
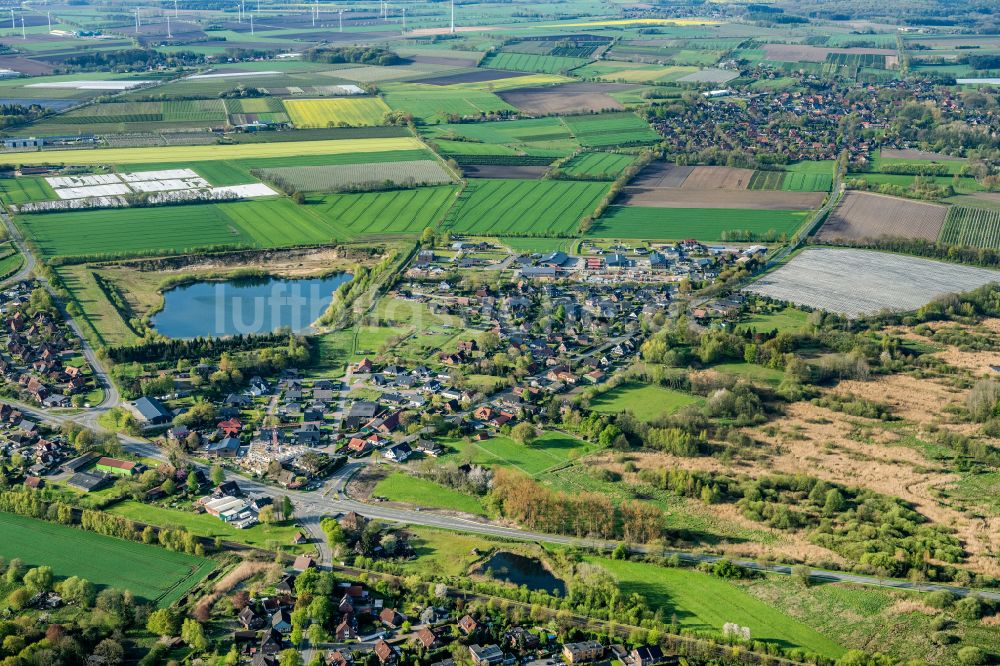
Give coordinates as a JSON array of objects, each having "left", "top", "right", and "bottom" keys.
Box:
[{"left": 817, "top": 191, "right": 948, "bottom": 242}]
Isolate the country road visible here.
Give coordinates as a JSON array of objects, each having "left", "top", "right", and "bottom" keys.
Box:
[{"left": 1, "top": 206, "right": 998, "bottom": 603}]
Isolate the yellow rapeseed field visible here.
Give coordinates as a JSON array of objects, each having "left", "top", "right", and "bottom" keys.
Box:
[
  {"left": 5, "top": 137, "right": 424, "bottom": 166},
  {"left": 283, "top": 97, "right": 391, "bottom": 128}
]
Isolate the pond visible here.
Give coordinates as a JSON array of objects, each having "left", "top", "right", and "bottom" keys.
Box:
[
  {"left": 152, "top": 273, "right": 352, "bottom": 339},
  {"left": 479, "top": 551, "right": 566, "bottom": 594}
]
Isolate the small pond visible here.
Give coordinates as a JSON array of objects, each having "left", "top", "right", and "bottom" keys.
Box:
[
  {"left": 152, "top": 273, "right": 352, "bottom": 339},
  {"left": 479, "top": 551, "right": 566, "bottom": 594}
]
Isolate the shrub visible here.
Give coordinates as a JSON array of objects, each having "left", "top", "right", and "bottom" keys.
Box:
[
  {"left": 957, "top": 646, "right": 987, "bottom": 665},
  {"left": 926, "top": 589, "right": 957, "bottom": 609}
]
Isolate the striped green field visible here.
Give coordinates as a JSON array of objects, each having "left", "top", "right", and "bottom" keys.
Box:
[
  {"left": 782, "top": 172, "right": 833, "bottom": 192},
  {"left": 316, "top": 186, "right": 458, "bottom": 235},
  {"left": 0, "top": 177, "right": 57, "bottom": 205},
  {"left": 939, "top": 206, "right": 1000, "bottom": 249},
  {"left": 0, "top": 511, "right": 215, "bottom": 608},
  {"left": 482, "top": 52, "right": 589, "bottom": 73},
  {"left": 561, "top": 152, "right": 636, "bottom": 178},
  {"left": 444, "top": 179, "right": 609, "bottom": 235},
  {"left": 562, "top": 112, "right": 660, "bottom": 147},
  {"left": 748, "top": 169, "right": 831, "bottom": 192},
  {"left": 590, "top": 206, "right": 810, "bottom": 240}
]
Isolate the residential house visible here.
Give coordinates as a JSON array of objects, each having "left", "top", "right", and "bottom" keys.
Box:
[
  {"left": 374, "top": 640, "right": 398, "bottom": 665},
  {"left": 293, "top": 423, "right": 322, "bottom": 446},
  {"left": 346, "top": 401, "right": 379, "bottom": 429},
  {"left": 239, "top": 607, "right": 265, "bottom": 630},
  {"left": 292, "top": 555, "right": 315, "bottom": 572},
  {"left": 379, "top": 608, "right": 405, "bottom": 629},
  {"left": 469, "top": 644, "right": 504, "bottom": 666},
  {"left": 415, "top": 628, "right": 440, "bottom": 650},
  {"left": 382, "top": 443, "right": 412, "bottom": 462},
  {"left": 205, "top": 437, "right": 241, "bottom": 458},
  {"left": 630, "top": 646, "right": 668, "bottom": 666},
  {"left": 458, "top": 614, "right": 478, "bottom": 635},
  {"left": 562, "top": 641, "right": 604, "bottom": 664},
  {"left": 271, "top": 609, "right": 292, "bottom": 634}
]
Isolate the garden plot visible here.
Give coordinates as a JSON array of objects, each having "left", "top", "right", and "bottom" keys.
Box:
[
  {"left": 817, "top": 191, "right": 947, "bottom": 242},
  {"left": 745, "top": 248, "right": 1000, "bottom": 318}
]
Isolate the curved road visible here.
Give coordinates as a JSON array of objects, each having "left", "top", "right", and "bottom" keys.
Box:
[{"left": 2, "top": 207, "right": 997, "bottom": 602}]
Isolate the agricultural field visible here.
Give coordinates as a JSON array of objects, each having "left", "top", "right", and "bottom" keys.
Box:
[
  {"left": 497, "top": 82, "right": 633, "bottom": 114},
  {"left": 589, "top": 382, "right": 703, "bottom": 422},
  {"left": 481, "top": 52, "right": 590, "bottom": 74},
  {"left": 256, "top": 160, "right": 453, "bottom": 191},
  {"left": 0, "top": 511, "right": 214, "bottom": 607},
  {"left": 590, "top": 206, "right": 809, "bottom": 240},
  {"left": 562, "top": 112, "right": 660, "bottom": 147},
  {"left": 6, "top": 137, "right": 425, "bottom": 166},
  {"left": 572, "top": 61, "right": 697, "bottom": 83},
  {"left": 423, "top": 117, "right": 578, "bottom": 157},
  {"left": 16, "top": 194, "right": 378, "bottom": 259},
  {"left": 817, "top": 192, "right": 948, "bottom": 242},
  {"left": 24, "top": 100, "right": 228, "bottom": 135},
  {"left": 284, "top": 97, "right": 391, "bottom": 128},
  {"left": 747, "top": 170, "right": 833, "bottom": 192},
  {"left": 560, "top": 152, "right": 636, "bottom": 179},
  {"left": 0, "top": 243, "right": 23, "bottom": 279},
  {"left": 315, "top": 186, "right": 458, "bottom": 235},
  {"left": 0, "top": 176, "right": 56, "bottom": 205},
  {"left": 745, "top": 248, "right": 1000, "bottom": 317},
  {"left": 444, "top": 179, "right": 609, "bottom": 236},
  {"left": 374, "top": 472, "right": 486, "bottom": 515},
  {"left": 939, "top": 206, "right": 1000, "bottom": 249},
  {"left": 381, "top": 83, "right": 515, "bottom": 123}
]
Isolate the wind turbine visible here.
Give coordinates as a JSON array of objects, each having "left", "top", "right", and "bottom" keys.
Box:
[
  {"left": 20, "top": 16, "right": 24, "bottom": 39},
  {"left": 174, "top": 0, "right": 178, "bottom": 17},
  {"left": 166, "top": 13, "right": 172, "bottom": 37},
  {"left": 338, "top": 8, "right": 343, "bottom": 32},
  {"left": 249, "top": 12, "right": 253, "bottom": 35},
  {"left": 10, "top": 9, "right": 15, "bottom": 31},
  {"left": 46, "top": 10, "right": 50, "bottom": 32},
  {"left": 401, "top": 7, "right": 405, "bottom": 33},
  {"left": 450, "top": 0, "right": 455, "bottom": 34},
  {"left": 135, "top": 8, "right": 140, "bottom": 33}
]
